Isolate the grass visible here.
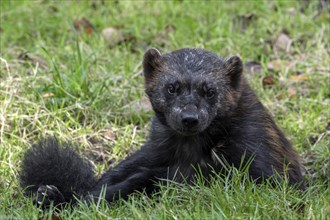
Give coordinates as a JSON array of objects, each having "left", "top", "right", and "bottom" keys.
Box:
[{"left": 0, "top": 0, "right": 329, "bottom": 219}]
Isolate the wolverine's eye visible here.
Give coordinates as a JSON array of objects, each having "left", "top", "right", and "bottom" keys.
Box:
[
  {"left": 167, "top": 84, "right": 176, "bottom": 95},
  {"left": 206, "top": 89, "right": 215, "bottom": 99}
]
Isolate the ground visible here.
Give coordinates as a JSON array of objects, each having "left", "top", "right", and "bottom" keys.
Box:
[{"left": 0, "top": 0, "right": 329, "bottom": 219}]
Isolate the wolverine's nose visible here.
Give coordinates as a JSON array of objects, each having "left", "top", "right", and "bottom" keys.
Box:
[
  {"left": 181, "top": 113, "right": 199, "bottom": 128},
  {"left": 181, "top": 104, "right": 199, "bottom": 128}
]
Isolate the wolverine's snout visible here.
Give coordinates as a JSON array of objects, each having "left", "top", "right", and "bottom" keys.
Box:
[{"left": 181, "top": 104, "right": 199, "bottom": 128}]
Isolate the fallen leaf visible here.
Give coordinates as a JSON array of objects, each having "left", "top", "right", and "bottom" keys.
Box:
[
  {"left": 244, "top": 61, "right": 263, "bottom": 74},
  {"left": 274, "top": 33, "right": 292, "bottom": 53},
  {"left": 262, "top": 75, "right": 275, "bottom": 86},
  {"left": 287, "top": 87, "right": 297, "bottom": 97},
  {"left": 267, "top": 59, "right": 296, "bottom": 72},
  {"left": 289, "top": 73, "right": 308, "bottom": 81},
  {"left": 267, "top": 60, "right": 283, "bottom": 71},
  {"left": 102, "top": 129, "right": 116, "bottom": 142},
  {"left": 102, "top": 27, "right": 125, "bottom": 47},
  {"left": 73, "top": 18, "right": 94, "bottom": 35}
]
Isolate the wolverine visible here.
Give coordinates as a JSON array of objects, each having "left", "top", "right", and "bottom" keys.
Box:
[{"left": 19, "top": 48, "right": 305, "bottom": 208}]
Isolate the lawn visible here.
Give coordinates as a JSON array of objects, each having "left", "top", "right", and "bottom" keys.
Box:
[{"left": 0, "top": 0, "right": 329, "bottom": 219}]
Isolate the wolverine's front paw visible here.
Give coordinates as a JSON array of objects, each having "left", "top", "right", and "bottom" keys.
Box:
[{"left": 36, "top": 185, "right": 65, "bottom": 209}]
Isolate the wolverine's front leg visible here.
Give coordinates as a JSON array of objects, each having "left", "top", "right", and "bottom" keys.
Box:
[{"left": 86, "top": 167, "right": 166, "bottom": 203}]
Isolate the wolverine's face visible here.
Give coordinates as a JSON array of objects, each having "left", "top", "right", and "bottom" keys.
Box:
[
  {"left": 155, "top": 71, "right": 222, "bottom": 136},
  {"left": 143, "top": 48, "right": 243, "bottom": 136}
]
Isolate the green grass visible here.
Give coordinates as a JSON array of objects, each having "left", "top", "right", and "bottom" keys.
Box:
[{"left": 1, "top": 0, "right": 329, "bottom": 219}]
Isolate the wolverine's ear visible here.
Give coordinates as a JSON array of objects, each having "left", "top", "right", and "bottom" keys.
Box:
[
  {"left": 224, "top": 55, "right": 243, "bottom": 89},
  {"left": 143, "top": 48, "right": 162, "bottom": 84}
]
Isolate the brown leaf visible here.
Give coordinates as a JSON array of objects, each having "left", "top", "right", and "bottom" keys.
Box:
[
  {"left": 102, "top": 27, "right": 125, "bottom": 47},
  {"left": 73, "top": 18, "right": 94, "bottom": 35},
  {"left": 267, "top": 60, "right": 283, "bottom": 71},
  {"left": 287, "top": 87, "right": 297, "bottom": 97},
  {"left": 267, "top": 59, "right": 296, "bottom": 72},
  {"left": 274, "top": 33, "right": 292, "bottom": 53},
  {"left": 102, "top": 129, "right": 116, "bottom": 142},
  {"left": 262, "top": 75, "right": 275, "bottom": 86},
  {"left": 244, "top": 61, "right": 263, "bottom": 74}
]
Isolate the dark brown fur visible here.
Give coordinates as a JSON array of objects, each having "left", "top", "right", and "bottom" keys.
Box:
[{"left": 19, "top": 48, "right": 305, "bottom": 209}]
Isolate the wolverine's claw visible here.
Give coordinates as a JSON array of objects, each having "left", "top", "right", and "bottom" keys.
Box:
[{"left": 36, "top": 185, "right": 66, "bottom": 209}]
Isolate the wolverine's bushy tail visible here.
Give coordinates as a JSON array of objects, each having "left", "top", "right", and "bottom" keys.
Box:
[{"left": 19, "top": 138, "right": 98, "bottom": 202}]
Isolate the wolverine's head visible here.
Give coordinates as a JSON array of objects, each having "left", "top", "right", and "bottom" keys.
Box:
[{"left": 143, "top": 48, "right": 244, "bottom": 136}]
